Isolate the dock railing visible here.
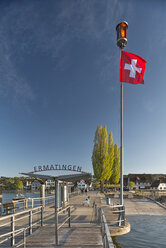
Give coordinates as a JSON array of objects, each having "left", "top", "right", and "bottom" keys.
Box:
[
  {"left": 12, "top": 195, "right": 54, "bottom": 211},
  {"left": 55, "top": 206, "right": 71, "bottom": 245},
  {"left": 0, "top": 205, "right": 44, "bottom": 247},
  {"left": 109, "top": 204, "right": 125, "bottom": 227},
  {"left": 99, "top": 208, "right": 114, "bottom": 248}
]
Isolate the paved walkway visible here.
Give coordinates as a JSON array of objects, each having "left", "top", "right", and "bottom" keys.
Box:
[{"left": 124, "top": 198, "right": 166, "bottom": 216}]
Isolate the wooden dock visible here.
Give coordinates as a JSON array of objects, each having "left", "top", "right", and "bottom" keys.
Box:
[
  {"left": 26, "top": 192, "right": 104, "bottom": 247},
  {"left": 26, "top": 224, "right": 103, "bottom": 247}
]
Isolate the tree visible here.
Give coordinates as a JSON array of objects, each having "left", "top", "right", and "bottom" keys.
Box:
[
  {"left": 14, "top": 179, "right": 23, "bottom": 190},
  {"left": 92, "top": 125, "right": 112, "bottom": 192},
  {"left": 128, "top": 181, "right": 135, "bottom": 189},
  {"left": 107, "top": 132, "right": 114, "bottom": 181},
  {"left": 110, "top": 144, "right": 120, "bottom": 184}
]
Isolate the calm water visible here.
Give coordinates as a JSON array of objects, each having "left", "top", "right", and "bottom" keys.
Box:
[
  {"left": 115, "top": 216, "right": 166, "bottom": 248},
  {"left": 2, "top": 192, "right": 41, "bottom": 203}
]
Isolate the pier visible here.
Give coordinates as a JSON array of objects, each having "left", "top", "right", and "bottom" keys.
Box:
[
  {"left": 0, "top": 191, "right": 115, "bottom": 247},
  {"left": 0, "top": 190, "right": 166, "bottom": 247},
  {"left": 26, "top": 192, "right": 104, "bottom": 247}
]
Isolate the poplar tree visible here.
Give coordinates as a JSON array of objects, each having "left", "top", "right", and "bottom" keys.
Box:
[
  {"left": 110, "top": 144, "right": 120, "bottom": 184},
  {"left": 107, "top": 132, "right": 114, "bottom": 181},
  {"left": 92, "top": 125, "right": 112, "bottom": 192}
]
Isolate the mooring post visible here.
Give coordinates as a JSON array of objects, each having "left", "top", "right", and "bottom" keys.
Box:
[{"left": 40, "top": 183, "right": 45, "bottom": 207}]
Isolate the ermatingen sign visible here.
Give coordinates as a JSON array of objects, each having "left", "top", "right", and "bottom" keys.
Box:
[{"left": 32, "top": 164, "right": 82, "bottom": 173}]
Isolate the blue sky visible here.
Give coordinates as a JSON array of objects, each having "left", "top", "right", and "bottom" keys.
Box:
[{"left": 0, "top": 0, "right": 165, "bottom": 177}]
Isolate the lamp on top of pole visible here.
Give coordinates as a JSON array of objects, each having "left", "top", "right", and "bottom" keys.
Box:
[{"left": 116, "top": 21, "right": 128, "bottom": 207}]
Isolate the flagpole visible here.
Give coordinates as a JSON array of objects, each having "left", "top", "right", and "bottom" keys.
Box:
[
  {"left": 116, "top": 21, "right": 128, "bottom": 209},
  {"left": 120, "top": 79, "right": 123, "bottom": 206}
]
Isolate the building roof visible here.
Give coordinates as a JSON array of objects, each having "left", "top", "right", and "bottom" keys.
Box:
[
  {"left": 20, "top": 172, "right": 91, "bottom": 183},
  {"left": 151, "top": 179, "right": 166, "bottom": 188},
  {"left": 127, "top": 174, "right": 153, "bottom": 183}
]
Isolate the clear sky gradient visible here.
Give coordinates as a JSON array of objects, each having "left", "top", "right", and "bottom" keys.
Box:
[{"left": 0, "top": 0, "right": 165, "bottom": 177}]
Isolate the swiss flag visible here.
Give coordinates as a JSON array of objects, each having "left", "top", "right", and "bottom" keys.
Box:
[{"left": 120, "top": 51, "right": 147, "bottom": 84}]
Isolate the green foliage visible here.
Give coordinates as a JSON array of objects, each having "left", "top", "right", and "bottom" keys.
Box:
[
  {"left": 92, "top": 126, "right": 109, "bottom": 181},
  {"left": 107, "top": 132, "right": 114, "bottom": 181},
  {"left": 110, "top": 144, "right": 120, "bottom": 184},
  {"left": 92, "top": 125, "right": 122, "bottom": 192},
  {"left": 14, "top": 179, "right": 23, "bottom": 190},
  {"left": 92, "top": 126, "right": 120, "bottom": 192},
  {"left": 128, "top": 181, "right": 135, "bottom": 189},
  {"left": 0, "top": 177, "right": 24, "bottom": 190}
]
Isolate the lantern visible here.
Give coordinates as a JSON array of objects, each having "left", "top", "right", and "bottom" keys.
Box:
[{"left": 116, "top": 21, "right": 128, "bottom": 49}]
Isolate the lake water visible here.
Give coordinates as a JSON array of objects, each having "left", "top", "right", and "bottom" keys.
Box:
[
  {"left": 115, "top": 216, "right": 166, "bottom": 248},
  {"left": 2, "top": 192, "right": 41, "bottom": 203},
  {"left": 1, "top": 192, "right": 54, "bottom": 213}
]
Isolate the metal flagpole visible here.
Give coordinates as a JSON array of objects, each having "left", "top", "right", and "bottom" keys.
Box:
[
  {"left": 116, "top": 21, "right": 128, "bottom": 209},
  {"left": 120, "top": 78, "right": 123, "bottom": 206}
]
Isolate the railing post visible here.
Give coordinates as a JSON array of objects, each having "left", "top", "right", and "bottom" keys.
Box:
[
  {"left": 123, "top": 205, "right": 125, "bottom": 225},
  {"left": 41, "top": 206, "right": 44, "bottom": 226},
  {"left": 55, "top": 209, "right": 58, "bottom": 245},
  {"left": 98, "top": 207, "right": 101, "bottom": 224},
  {"left": 25, "top": 199, "right": 28, "bottom": 209},
  {"left": 11, "top": 215, "right": 15, "bottom": 246},
  {"left": 118, "top": 205, "right": 125, "bottom": 227},
  {"left": 32, "top": 199, "right": 34, "bottom": 209},
  {"left": 29, "top": 210, "right": 32, "bottom": 235},
  {"left": 68, "top": 207, "right": 71, "bottom": 228},
  {"left": 23, "top": 228, "right": 26, "bottom": 248},
  {"left": 95, "top": 204, "right": 97, "bottom": 218}
]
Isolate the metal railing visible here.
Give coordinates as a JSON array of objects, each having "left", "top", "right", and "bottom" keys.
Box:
[
  {"left": 55, "top": 206, "right": 71, "bottom": 245},
  {"left": 13, "top": 195, "right": 54, "bottom": 210},
  {"left": 0, "top": 206, "right": 44, "bottom": 247},
  {"left": 109, "top": 204, "right": 125, "bottom": 227},
  {"left": 1, "top": 195, "right": 54, "bottom": 215},
  {"left": 0, "top": 228, "right": 26, "bottom": 248},
  {"left": 99, "top": 208, "right": 114, "bottom": 248}
]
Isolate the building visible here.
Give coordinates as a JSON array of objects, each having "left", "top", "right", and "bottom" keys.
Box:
[
  {"left": 124, "top": 174, "right": 153, "bottom": 189},
  {"left": 151, "top": 179, "right": 166, "bottom": 190},
  {"left": 31, "top": 180, "right": 41, "bottom": 190},
  {"left": 24, "top": 180, "right": 32, "bottom": 190},
  {"left": 45, "top": 179, "right": 55, "bottom": 189}
]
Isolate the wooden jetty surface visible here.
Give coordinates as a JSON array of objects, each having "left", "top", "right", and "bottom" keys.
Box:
[{"left": 26, "top": 192, "right": 104, "bottom": 247}]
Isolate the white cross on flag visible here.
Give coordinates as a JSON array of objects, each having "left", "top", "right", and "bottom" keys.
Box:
[{"left": 120, "top": 51, "right": 147, "bottom": 84}]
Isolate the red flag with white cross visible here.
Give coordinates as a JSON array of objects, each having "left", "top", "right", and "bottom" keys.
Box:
[{"left": 120, "top": 51, "right": 147, "bottom": 84}]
